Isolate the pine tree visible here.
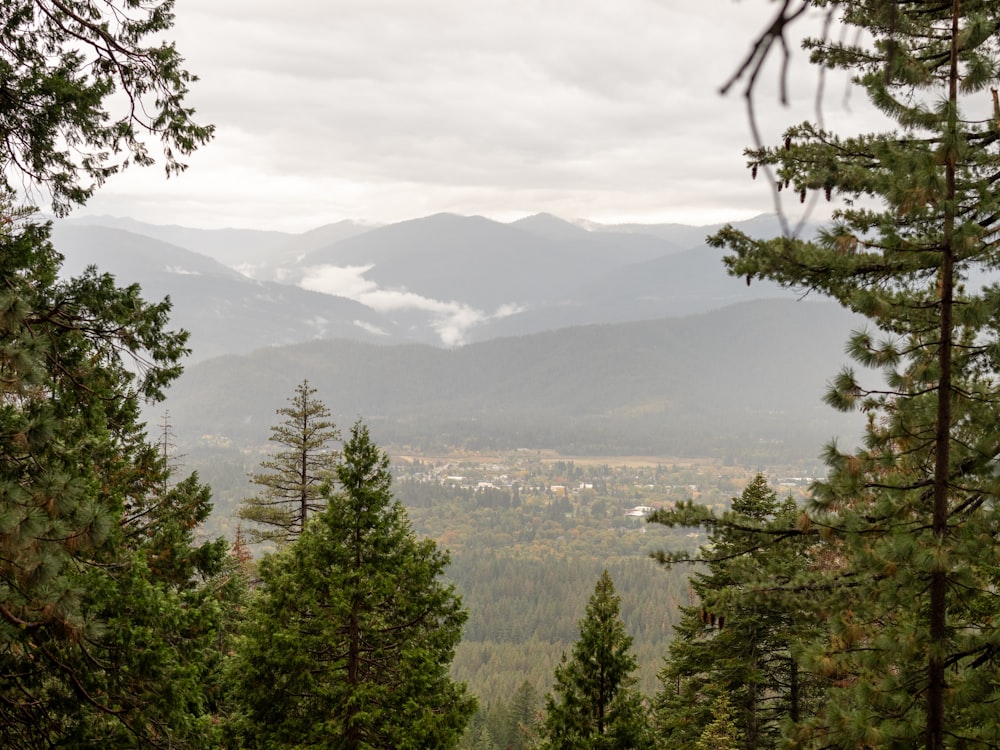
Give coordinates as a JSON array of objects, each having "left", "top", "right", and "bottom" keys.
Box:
[
  {"left": 507, "top": 679, "right": 542, "bottom": 750},
  {"left": 540, "top": 570, "right": 653, "bottom": 750},
  {"left": 462, "top": 680, "right": 541, "bottom": 750},
  {"left": 0, "top": 0, "right": 212, "bottom": 214},
  {"left": 712, "top": 2, "right": 1000, "bottom": 746},
  {"left": 0, "top": 2, "right": 216, "bottom": 742},
  {"left": 0, "top": 208, "right": 231, "bottom": 747},
  {"left": 238, "top": 379, "right": 340, "bottom": 546},
  {"left": 57, "top": 472, "right": 233, "bottom": 748},
  {"left": 651, "top": 475, "right": 815, "bottom": 749},
  {"left": 228, "top": 420, "right": 476, "bottom": 749}
]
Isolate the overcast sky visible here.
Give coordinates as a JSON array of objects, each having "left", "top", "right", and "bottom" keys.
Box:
[{"left": 77, "top": 1, "right": 861, "bottom": 232}]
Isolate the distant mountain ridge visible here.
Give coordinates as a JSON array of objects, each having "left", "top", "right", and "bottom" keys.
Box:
[
  {"left": 50, "top": 211, "right": 862, "bottom": 462},
  {"left": 55, "top": 211, "right": 809, "bottom": 352},
  {"left": 51, "top": 223, "right": 404, "bottom": 362}
]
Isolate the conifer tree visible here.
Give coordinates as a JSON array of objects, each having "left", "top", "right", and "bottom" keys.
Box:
[
  {"left": 0, "top": 0, "right": 213, "bottom": 214},
  {"left": 540, "top": 570, "right": 653, "bottom": 750},
  {"left": 228, "top": 420, "right": 475, "bottom": 749},
  {"left": 695, "top": 695, "right": 745, "bottom": 750},
  {"left": 238, "top": 379, "right": 340, "bottom": 545},
  {"left": 651, "top": 475, "right": 815, "bottom": 749},
  {"left": 0, "top": 1, "right": 217, "bottom": 743},
  {"left": 0, "top": 208, "right": 230, "bottom": 747},
  {"left": 52, "top": 472, "right": 233, "bottom": 748},
  {"left": 713, "top": 2, "right": 1000, "bottom": 746},
  {"left": 507, "top": 679, "right": 543, "bottom": 750}
]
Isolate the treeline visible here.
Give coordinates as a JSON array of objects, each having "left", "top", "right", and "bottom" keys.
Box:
[{"left": 453, "top": 554, "right": 682, "bottom": 644}]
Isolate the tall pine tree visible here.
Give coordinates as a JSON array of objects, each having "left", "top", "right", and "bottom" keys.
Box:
[
  {"left": 0, "top": 207, "right": 231, "bottom": 747},
  {"left": 0, "top": 1, "right": 217, "bottom": 743},
  {"left": 228, "top": 420, "right": 475, "bottom": 749},
  {"left": 713, "top": 1, "right": 1000, "bottom": 746},
  {"left": 651, "top": 475, "right": 816, "bottom": 749}
]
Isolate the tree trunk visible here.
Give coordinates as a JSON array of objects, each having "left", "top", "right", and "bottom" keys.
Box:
[{"left": 927, "top": 3, "right": 961, "bottom": 747}]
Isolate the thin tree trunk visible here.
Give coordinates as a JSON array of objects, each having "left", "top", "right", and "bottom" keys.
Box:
[
  {"left": 789, "top": 655, "right": 799, "bottom": 724},
  {"left": 927, "top": 2, "right": 960, "bottom": 747}
]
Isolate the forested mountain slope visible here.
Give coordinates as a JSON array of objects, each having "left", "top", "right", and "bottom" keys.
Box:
[
  {"left": 159, "top": 298, "right": 865, "bottom": 462},
  {"left": 52, "top": 224, "right": 405, "bottom": 360}
]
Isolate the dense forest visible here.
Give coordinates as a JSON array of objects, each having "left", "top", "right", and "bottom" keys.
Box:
[{"left": 5, "top": 1, "right": 1000, "bottom": 750}]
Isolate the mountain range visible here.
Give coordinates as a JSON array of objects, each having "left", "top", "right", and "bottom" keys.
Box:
[
  {"left": 50, "top": 211, "right": 862, "bottom": 463},
  {"left": 54, "top": 212, "right": 800, "bottom": 353}
]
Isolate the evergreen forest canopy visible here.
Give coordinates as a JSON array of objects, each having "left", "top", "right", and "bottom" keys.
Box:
[{"left": 5, "top": 1, "right": 1000, "bottom": 749}]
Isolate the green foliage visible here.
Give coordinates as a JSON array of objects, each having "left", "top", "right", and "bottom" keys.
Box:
[
  {"left": 0, "top": 1, "right": 218, "bottom": 742},
  {"left": 458, "top": 680, "right": 541, "bottom": 750},
  {"left": 54, "top": 482, "right": 231, "bottom": 748},
  {"left": 237, "top": 379, "right": 340, "bottom": 546},
  {"left": 0, "top": 0, "right": 213, "bottom": 214},
  {"left": 713, "top": 2, "right": 1000, "bottom": 747},
  {"left": 447, "top": 553, "right": 686, "bottom": 705},
  {"left": 651, "top": 475, "right": 816, "bottom": 749},
  {"left": 0, "top": 209, "right": 233, "bottom": 747},
  {"left": 694, "top": 695, "right": 744, "bottom": 750},
  {"left": 540, "top": 571, "right": 653, "bottom": 750},
  {"left": 390, "top": 463, "right": 695, "bottom": 706},
  {"left": 228, "top": 421, "right": 475, "bottom": 749}
]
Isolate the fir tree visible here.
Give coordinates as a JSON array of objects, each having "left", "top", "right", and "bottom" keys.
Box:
[
  {"left": 238, "top": 379, "right": 340, "bottom": 546},
  {"left": 507, "top": 679, "right": 543, "bottom": 750},
  {"left": 540, "top": 570, "right": 653, "bottom": 750},
  {"left": 460, "top": 680, "right": 541, "bottom": 750},
  {"left": 713, "top": 2, "right": 1000, "bottom": 747},
  {"left": 228, "top": 420, "right": 475, "bottom": 749},
  {"left": 695, "top": 695, "right": 744, "bottom": 750},
  {"left": 651, "top": 475, "right": 815, "bottom": 749}
]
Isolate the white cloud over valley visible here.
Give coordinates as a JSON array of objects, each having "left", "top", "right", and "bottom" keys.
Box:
[{"left": 301, "top": 263, "right": 518, "bottom": 346}]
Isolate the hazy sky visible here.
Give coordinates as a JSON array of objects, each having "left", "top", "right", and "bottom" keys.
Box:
[{"left": 78, "top": 1, "right": 857, "bottom": 232}]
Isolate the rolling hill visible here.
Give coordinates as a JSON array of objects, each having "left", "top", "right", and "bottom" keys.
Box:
[{"left": 157, "top": 298, "right": 866, "bottom": 464}]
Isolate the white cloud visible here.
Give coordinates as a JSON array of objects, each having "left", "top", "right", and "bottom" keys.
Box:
[
  {"left": 353, "top": 319, "right": 390, "bottom": 337},
  {"left": 76, "top": 2, "right": 880, "bottom": 232},
  {"left": 300, "top": 263, "right": 531, "bottom": 345},
  {"left": 300, "top": 264, "right": 378, "bottom": 299},
  {"left": 494, "top": 303, "right": 525, "bottom": 319}
]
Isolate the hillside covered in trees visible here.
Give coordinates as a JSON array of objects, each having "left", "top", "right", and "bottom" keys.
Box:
[{"left": 7, "top": 1, "right": 1000, "bottom": 749}]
